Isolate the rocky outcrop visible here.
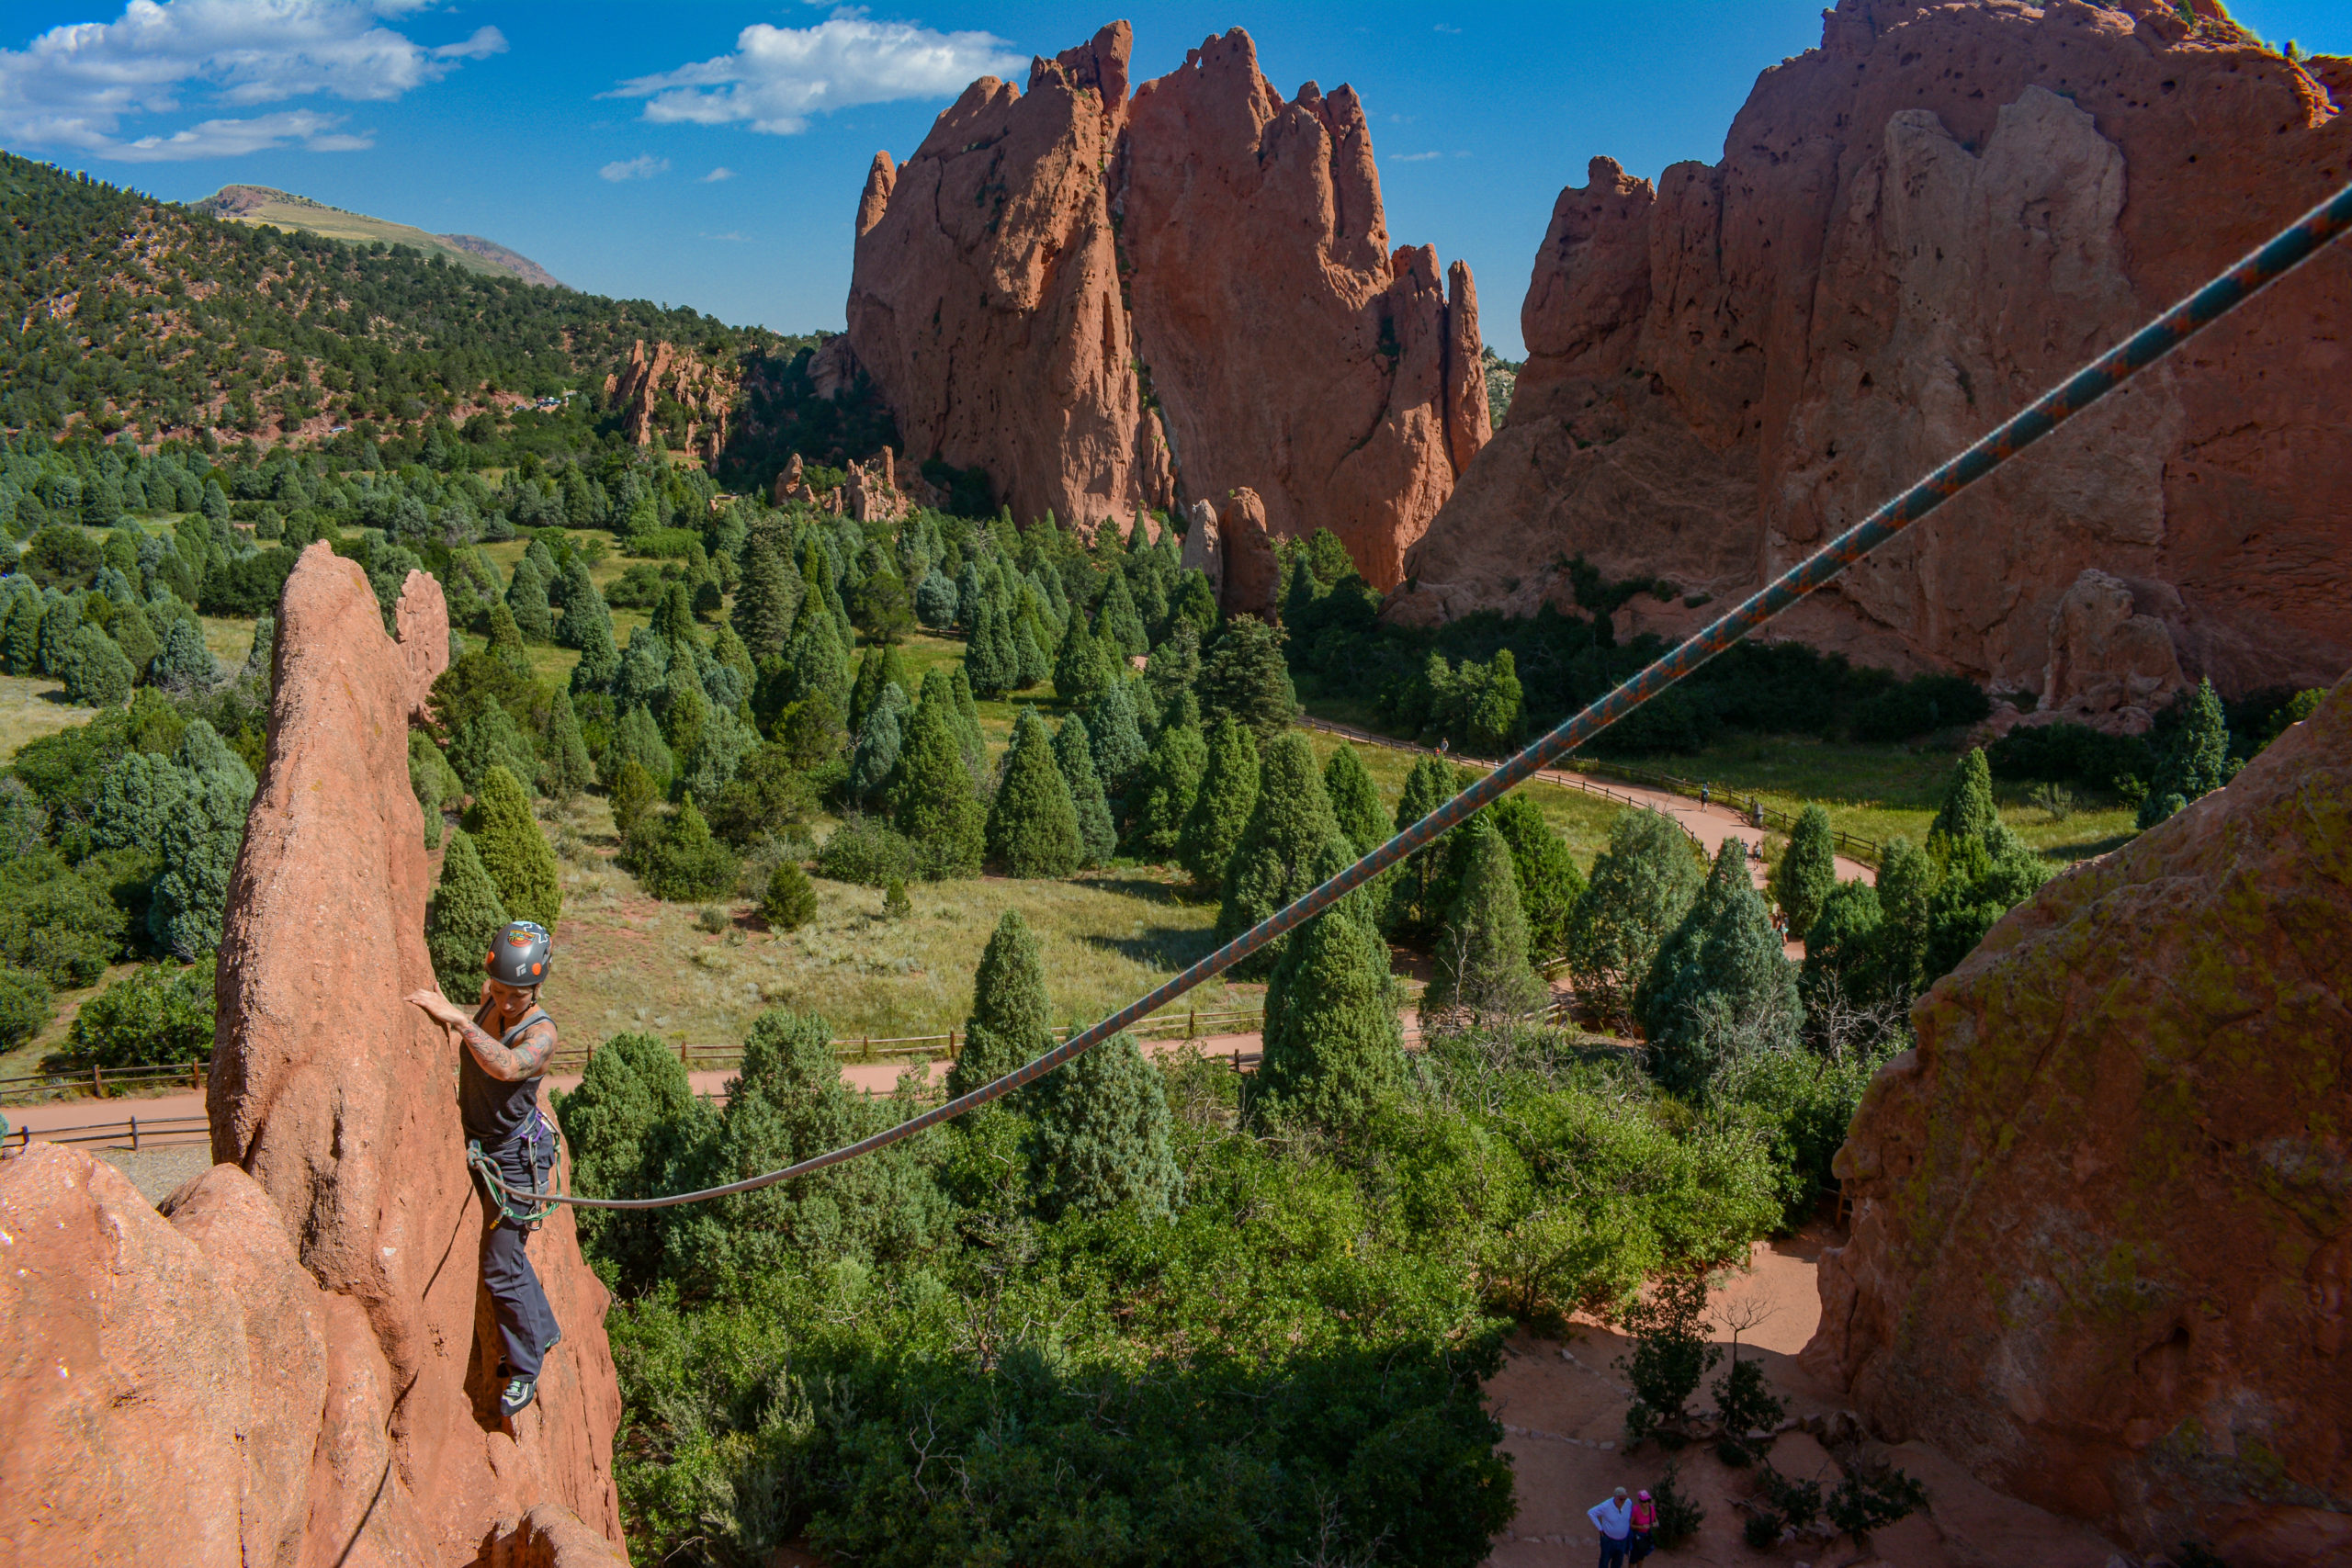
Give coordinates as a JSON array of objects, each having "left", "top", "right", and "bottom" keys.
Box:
[
  {"left": 1216, "top": 488, "right": 1280, "bottom": 623},
  {"left": 606, "top": 339, "right": 738, "bottom": 464},
  {"left": 0, "top": 544, "right": 627, "bottom": 1565},
  {"left": 1804, "top": 674, "right": 2352, "bottom": 1565},
  {"left": 1396, "top": 0, "right": 2352, "bottom": 702},
  {"left": 843, "top": 23, "right": 1489, "bottom": 584}
]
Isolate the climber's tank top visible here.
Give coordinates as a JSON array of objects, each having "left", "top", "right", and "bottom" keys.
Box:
[{"left": 459, "top": 1001, "right": 549, "bottom": 1146}]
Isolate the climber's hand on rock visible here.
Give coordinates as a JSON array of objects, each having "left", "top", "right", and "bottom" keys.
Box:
[{"left": 405, "top": 988, "right": 466, "bottom": 1027}]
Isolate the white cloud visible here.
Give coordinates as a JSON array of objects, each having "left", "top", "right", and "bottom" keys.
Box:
[
  {"left": 700, "top": 231, "right": 751, "bottom": 243},
  {"left": 612, "top": 15, "right": 1022, "bottom": 135},
  {"left": 700, "top": 165, "right": 735, "bottom": 182},
  {"left": 1389, "top": 152, "right": 1442, "bottom": 164},
  {"left": 599, "top": 153, "right": 669, "bottom": 182},
  {"left": 0, "top": 0, "right": 505, "bottom": 160},
  {"left": 1433, "top": 24, "right": 1462, "bottom": 35}
]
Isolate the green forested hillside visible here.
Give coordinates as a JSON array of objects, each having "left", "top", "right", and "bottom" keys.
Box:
[{"left": 0, "top": 152, "right": 789, "bottom": 448}]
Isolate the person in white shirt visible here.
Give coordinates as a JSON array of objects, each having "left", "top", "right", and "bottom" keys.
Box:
[{"left": 1589, "top": 1487, "right": 1634, "bottom": 1567}]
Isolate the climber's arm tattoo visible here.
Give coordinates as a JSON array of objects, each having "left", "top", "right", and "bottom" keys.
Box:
[{"left": 457, "top": 1016, "right": 559, "bottom": 1081}]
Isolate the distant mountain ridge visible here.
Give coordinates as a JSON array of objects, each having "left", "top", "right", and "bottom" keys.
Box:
[{"left": 193, "top": 184, "right": 565, "bottom": 289}]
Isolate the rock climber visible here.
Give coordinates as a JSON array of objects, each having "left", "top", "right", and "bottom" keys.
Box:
[{"left": 406, "top": 919, "right": 562, "bottom": 1421}]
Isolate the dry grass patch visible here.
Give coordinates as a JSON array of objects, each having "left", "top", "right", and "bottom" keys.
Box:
[{"left": 0, "top": 672, "right": 85, "bottom": 768}]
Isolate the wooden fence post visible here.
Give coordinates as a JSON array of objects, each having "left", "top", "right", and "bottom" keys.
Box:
[{"left": 92, "top": 1064, "right": 103, "bottom": 1099}]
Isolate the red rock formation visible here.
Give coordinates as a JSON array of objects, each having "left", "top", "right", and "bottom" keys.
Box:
[
  {"left": 1216, "top": 487, "right": 1280, "bottom": 622},
  {"left": 1804, "top": 673, "right": 2352, "bottom": 1565},
  {"left": 1396, "top": 0, "right": 2352, "bottom": 701},
  {"left": 0, "top": 545, "right": 628, "bottom": 1566},
  {"left": 842, "top": 23, "right": 1489, "bottom": 586},
  {"left": 606, "top": 339, "right": 738, "bottom": 465}
]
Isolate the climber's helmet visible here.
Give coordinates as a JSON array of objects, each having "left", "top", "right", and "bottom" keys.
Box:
[{"left": 484, "top": 920, "right": 553, "bottom": 989}]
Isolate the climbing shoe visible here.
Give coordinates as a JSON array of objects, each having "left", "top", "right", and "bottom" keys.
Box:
[{"left": 498, "top": 1374, "right": 537, "bottom": 1420}]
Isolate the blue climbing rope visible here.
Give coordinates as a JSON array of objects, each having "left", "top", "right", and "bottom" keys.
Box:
[{"left": 487, "top": 177, "right": 2352, "bottom": 1213}]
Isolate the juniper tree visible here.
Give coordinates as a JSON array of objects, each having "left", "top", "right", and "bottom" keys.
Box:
[
  {"left": 930, "top": 665, "right": 986, "bottom": 780},
  {"left": 679, "top": 704, "right": 758, "bottom": 804},
  {"left": 1053, "top": 615, "right": 1112, "bottom": 705},
  {"left": 1799, "top": 878, "right": 1889, "bottom": 1018},
  {"left": 539, "top": 688, "right": 595, "bottom": 803},
  {"left": 846, "top": 686, "right": 909, "bottom": 804},
  {"left": 1144, "top": 621, "right": 1202, "bottom": 714},
  {"left": 506, "top": 555, "right": 553, "bottom": 643},
  {"left": 987, "top": 708, "right": 1084, "bottom": 878},
  {"left": 61, "top": 621, "right": 135, "bottom": 707},
  {"left": 464, "top": 763, "right": 561, "bottom": 930},
  {"left": 1322, "top": 744, "right": 1386, "bottom": 858},
  {"left": 1030, "top": 1030, "right": 1179, "bottom": 1220},
  {"left": 1869, "top": 835, "right": 1935, "bottom": 1002},
  {"left": 1216, "top": 732, "right": 1348, "bottom": 976},
  {"left": 847, "top": 645, "right": 894, "bottom": 735},
  {"left": 1178, "top": 716, "right": 1259, "bottom": 889},
  {"left": 1770, "top": 804, "right": 1838, "bottom": 942},
  {"left": 107, "top": 599, "right": 160, "bottom": 673},
  {"left": 1422, "top": 823, "right": 1550, "bottom": 1032},
  {"left": 963, "top": 598, "right": 1015, "bottom": 699},
  {"left": 483, "top": 600, "right": 528, "bottom": 665},
  {"left": 1197, "top": 615, "right": 1297, "bottom": 740},
  {"left": 149, "top": 615, "right": 218, "bottom": 689},
  {"left": 611, "top": 626, "right": 670, "bottom": 713},
  {"left": 605, "top": 702, "right": 674, "bottom": 791},
  {"left": 1094, "top": 570, "right": 1148, "bottom": 660},
  {"left": 609, "top": 758, "right": 659, "bottom": 840},
  {"left": 784, "top": 592, "right": 852, "bottom": 715},
  {"left": 569, "top": 599, "right": 621, "bottom": 695},
  {"left": 761, "top": 862, "right": 818, "bottom": 932},
  {"left": 140, "top": 720, "right": 254, "bottom": 960},
  {"left": 2139, "top": 678, "right": 2232, "bottom": 828},
  {"left": 949, "top": 910, "right": 1055, "bottom": 1099},
  {"left": 1487, "top": 793, "right": 1585, "bottom": 964},
  {"left": 665, "top": 1008, "right": 946, "bottom": 1290},
  {"left": 1928, "top": 748, "right": 1999, "bottom": 849},
  {"left": 1656, "top": 871, "right": 1804, "bottom": 1101},
  {"left": 731, "top": 536, "right": 799, "bottom": 660},
  {"left": 1384, "top": 753, "right": 1471, "bottom": 941},
  {"left": 1566, "top": 807, "right": 1704, "bottom": 1029},
  {"left": 1055, "top": 715, "right": 1118, "bottom": 866},
  {"left": 638, "top": 796, "right": 740, "bottom": 901},
  {"left": 1126, "top": 720, "right": 1206, "bottom": 862},
  {"left": 1082, "top": 678, "right": 1148, "bottom": 796},
  {"left": 888, "top": 687, "right": 985, "bottom": 877},
  {"left": 1251, "top": 850, "right": 1402, "bottom": 1133},
  {"left": 554, "top": 1031, "right": 716, "bottom": 1292},
  {"left": 425, "top": 828, "right": 509, "bottom": 998},
  {"left": 1635, "top": 840, "right": 1748, "bottom": 1041}
]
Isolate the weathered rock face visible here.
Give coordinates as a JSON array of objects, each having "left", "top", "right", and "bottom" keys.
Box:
[
  {"left": 1396, "top": 0, "right": 2352, "bottom": 701},
  {"left": 1216, "top": 487, "right": 1280, "bottom": 623},
  {"left": 0, "top": 544, "right": 627, "bottom": 1566},
  {"left": 843, "top": 23, "right": 1487, "bottom": 585},
  {"left": 606, "top": 338, "right": 737, "bottom": 464},
  {"left": 1804, "top": 673, "right": 2352, "bottom": 1565}
]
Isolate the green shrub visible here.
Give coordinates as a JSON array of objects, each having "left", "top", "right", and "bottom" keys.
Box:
[
  {"left": 425, "top": 829, "right": 508, "bottom": 999},
  {"left": 1826, "top": 1467, "right": 1928, "bottom": 1540},
  {"left": 1650, "top": 1461, "right": 1705, "bottom": 1548},
  {"left": 812, "top": 818, "right": 917, "bottom": 887},
  {"left": 72, "top": 961, "right": 216, "bottom": 1067},
  {"left": 1029, "top": 1031, "right": 1179, "bottom": 1220},
  {"left": 464, "top": 764, "right": 560, "bottom": 929},
  {"left": 635, "top": 798, "right": 740, "bottom": 902},
  {"left": 0, "top": 966, "right": 52, "bottom": 1050},
  {"left": 1617, "top": 1272, "right": 1720, "bottom": 1441}
]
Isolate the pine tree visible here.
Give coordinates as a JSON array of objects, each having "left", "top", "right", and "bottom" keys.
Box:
[
  {"left": 1928, "top": 749, "right": 1999, "bottom": 849},
  {"left": 1770, "top": 804, "right": 1838, "bottom": 942},
  {"left": 146, "top": 719, "right": 256, "bottom": 960},
  {"left": 846, "top": 644, "right": 885, "bottom": 735},
  {"left": 1488, "top": 793, "right": 1584, "bottom": 963},
  {"left": 1566, "top": 807, "right": 1704, "bottom": 1029},
  {"left": 888, "top": 688, "right": 985, "bottom": 877},
  {"left": 1216, "top": 732, "right": 1347, "bottom": 976},
  {"left": 679, "top": 704, "right": 758, "bottom": 804},
  {"left": 540, "top": 688, "right": 595, "bottom": 802},
  {"left": 612, "top": 626, "right": 671, "bottom": 712},
  {"left": 506, "top": 555, "right": 554, "bottom": 643},
  {"left": 1422, "top": 823, "right": 1549, "bottom": 1031},
  {"left": 464, "top": 763, "right": 561, "bottom": 930},
  {"left": 1464, "top": 648, "right": 1524, "bottom": 753},
  {"left": 1031, "top": 1031, "right": 1179, "bottom": 1219},
  {"left": 1799, "top": 878, "right": 1887, "bottom": 1015},
  {"left": 1081, "top": 677, "right": 1147, "bottom": 795},
  {"left": 609, "top": 757, "right": 658, "bottom": 840},
  {"left": 1197, "top": 615, "right": 1297, "bottom": 740},
  {"left": 555, "top": 558, "right": 601, "bottom": 643},
  {"left": 425, "top": 829, "right": 509, "bottom": 998},
  {"left": 650, "top": 581, "right": 697, "bottom": 649},
  {"left": 1125, "top": 720, "right": 1206, "bottom": 861},
  {"left": 1870, "top": 835, "right": 1935, "bottom": 1003},
  {"left": 784, "top": 591, "right": 851, "bottom": 715},
  {"left": 1094, "top": 570, "right": 1148, "bottom": 660},
  {"left": 1178, "top": 716, "right": 1259, "bottom": 889},
  {"left": 731, "top": 536, "right": 799, "bottom": 660},
  {"left": 148, "top": 615, "right": 218, "bottom": 689},
  {"left": 484, "top": 600, "right": 527, "bottom": 661},
  {"left": 934, "top": 665, "right": 986, "bottom": 778},
  {"left": 638, "top": 796, "right": 740, "bottom": 901},
  {"left": 605, "top": 703, "right": 674, "bottom": 791},
  {"left": 1251, "top": 852, "right": 1402, "bottom": 1133},
  {"left": 1634, "top": 839, "right": 1748, "bottom": 1041},
  {"left": 987, "top": 708, "right": 1084, "bottom": 877},
  {"left": 1648, "top": 865, "right": 1804, "bottom": 1101},
  {"left": 948, "top": 910, "right": 1054, "bottom": 1099},
  {"left": 761, "top": 862, "right": 819, "bottom": 931},
  {"left": 1322, "top": 744, "right": 1385, "bottom": 856}
]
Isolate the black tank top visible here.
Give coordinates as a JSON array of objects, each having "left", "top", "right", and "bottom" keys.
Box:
[{"left": 458, "top": 1001, "right": 548, "bottom": 1145}]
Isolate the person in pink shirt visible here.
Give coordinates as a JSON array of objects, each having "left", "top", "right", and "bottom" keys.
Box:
[{"left": 1628, "top": 1489, "right": 1658, "bottom": 1562}]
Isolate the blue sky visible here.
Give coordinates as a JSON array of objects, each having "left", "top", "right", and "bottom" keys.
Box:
[{"left": 6, "top": 2, "right": 2348, "bottom": 358}]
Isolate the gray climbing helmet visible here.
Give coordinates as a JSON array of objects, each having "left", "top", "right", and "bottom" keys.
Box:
[{"left": 485, "top": 920, "right": 552, "bottom": 987}]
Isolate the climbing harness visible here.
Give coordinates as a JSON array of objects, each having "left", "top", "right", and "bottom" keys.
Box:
[
  {"left": 469, "top": 1108, "right": 565, "bottom": 1227},
  {"left": 477, "top": 177, "right": 2352, "bottom": 1214}
]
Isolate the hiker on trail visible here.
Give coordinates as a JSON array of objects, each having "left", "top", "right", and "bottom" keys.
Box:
[
  {"left": 1700, "top": 784, "right": 1710, "bottom": 809},
  {"left": 1589, "top": 1487, "right": 1634, "bottom": 1567},
  {"left": 407, "top": 919, "right": 563, "bottom": 1422},
  {"left": 1628, "top": 1489, "right": 1658, "bottom": 1561}
]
